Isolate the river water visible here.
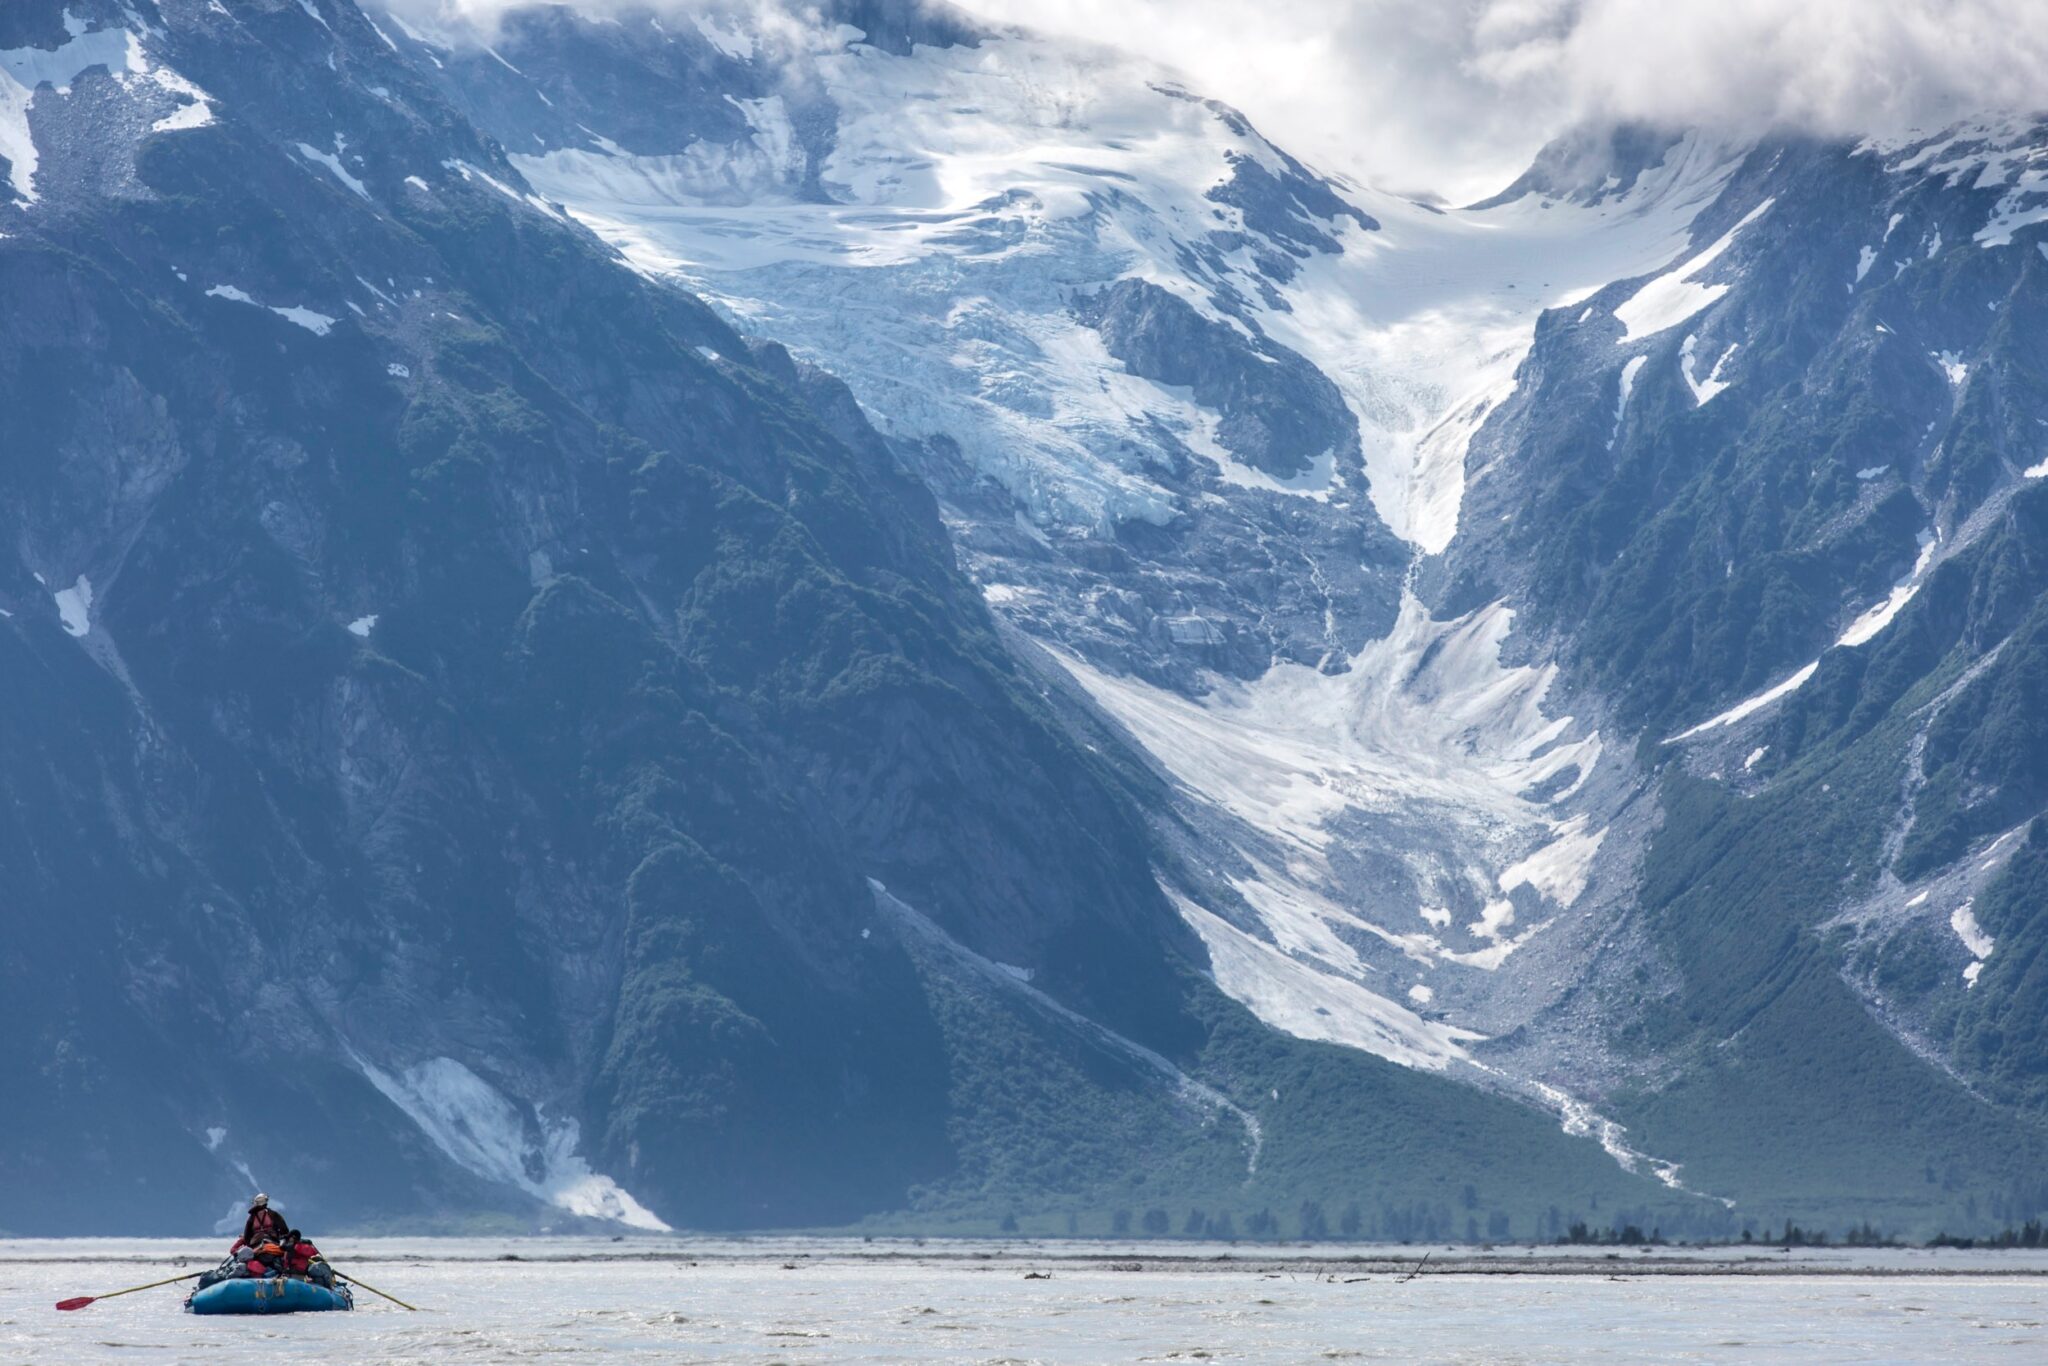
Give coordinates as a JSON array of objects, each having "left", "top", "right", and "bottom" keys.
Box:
[{"left": 5, "top": 1238, "right": 2044, "bottom": 1363}]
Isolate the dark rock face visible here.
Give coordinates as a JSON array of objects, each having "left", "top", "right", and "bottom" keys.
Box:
[
  {"left": 0, "top": 0, "right": 1194, "bottom": 1232},
  {"left": 1468, "top": 123, "right": 1688, "bottom": 211},
  {"left": 1076, "top": 278, "right": 1355, "bottom": 481},
  {"left": 1206, "top": 149, "right": 1379, "bottom": 264},
  {"left": 1434, "top": 124, "right": 2048, "bottom": 1218}
]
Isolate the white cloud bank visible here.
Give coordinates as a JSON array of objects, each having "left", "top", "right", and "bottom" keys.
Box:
[
  {"left": 960, "top": 0, "right": 2048, "bottom": 201},
  {"left": 376, "top": 0, "right": 2048, "bottom": 202}
]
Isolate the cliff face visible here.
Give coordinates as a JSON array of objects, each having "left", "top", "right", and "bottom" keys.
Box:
[{"left": 0, "top": 0, "right": 1199, "bottom": 1233}]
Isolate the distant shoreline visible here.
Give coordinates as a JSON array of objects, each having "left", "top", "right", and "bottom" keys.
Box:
[{"left": 7, "top": 1238, "right": 2048, "bottom": 1278}]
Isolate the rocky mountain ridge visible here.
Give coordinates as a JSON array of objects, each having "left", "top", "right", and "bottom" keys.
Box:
[{"left": 4, "top": 0, "right": 2047, "bottom": 1239}]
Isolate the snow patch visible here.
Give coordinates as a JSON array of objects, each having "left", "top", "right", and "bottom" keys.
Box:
[
  {"left": 1612, "top": 199, "right": 1773, "bottom": 343},
  {"left": 142, "top": 62, "right": 213, "bottom": 134},
  {"left": 1952, "top": 899, "right": 1994, "bottom": 988},
  {"left": 443, "top": 157, "right": 565, "bottom": 221},
  {"left": 1497, "top": 815, "right": 1606, "bottom": 908},
  {"left": 351, "top": 1053, "right": 669, "bottom": 1230},
  {"left": 52, "top": 574, "right": 92, "bottom": 637},
  {"left": 1977, "top": 167, "right": 2048, "bottom": 246},
  {"left": 1609, "top": 355, "right": 1646, "bottom": 449},
  {"left": 1679, "top": 334, "right": 1738, "bottom": 405},
  {"left": 1522, "top": 1076, "right": 1720, "bottom": 1203},
  {"left": 1837, "top": 530, "right": 1938, "bottom": 649},
  {"left": 1744, "top": 745, "right": 1768, "bottom": 771},
  {"left": 347, "top": 614, "right": 377, "bottom": 637},
  {"left": 207, "top": 283, "right": 336, "bottom": 335},
  {"left": 297, "top": 137, "right": 368, "bottom": 200},
  {"left": 272, "top": 305, "right": 337, "bottom": 335},
  {"left": 0, "top": 20, "right": 143, "bottom": 204},
  {"left": 1666, "top": 661, "right": 1819, "bottom": 742},
  {"left": 693, "top": 13, "right": 754, "bottom": 60}
]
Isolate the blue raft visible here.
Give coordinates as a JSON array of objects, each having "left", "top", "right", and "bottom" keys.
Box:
[{"left": 187, "top": 1276, "right": 353, "bottom": 1315}]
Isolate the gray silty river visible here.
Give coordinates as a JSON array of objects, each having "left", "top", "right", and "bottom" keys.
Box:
[{"left": 4, "top": 1239, "right": 2044, "bottom": 1363}]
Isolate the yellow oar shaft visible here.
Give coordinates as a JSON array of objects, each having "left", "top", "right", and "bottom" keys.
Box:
[
  {"left": 100, "top": 1272, "right": 204, "bottom": 1300},
  {"left": 336, "top": 1271, "right": 418, "bottom": 1311}
]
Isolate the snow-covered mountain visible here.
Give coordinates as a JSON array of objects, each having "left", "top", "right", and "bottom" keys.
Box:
[
  {"left": 4, "top": 0, "right": 2047, "bottom": 1240},
  {"left": 393, "top": 1, "right": 2048, "bottom": 1227}
]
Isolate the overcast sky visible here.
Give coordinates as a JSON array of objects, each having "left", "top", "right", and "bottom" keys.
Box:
[{"left": 392, "top": 0, "right": 2048, "bottom": 203}]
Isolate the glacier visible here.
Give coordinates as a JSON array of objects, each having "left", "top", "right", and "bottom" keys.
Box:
[{"left": 481, "top": 16, "right": 1766, "bottom": 1138}]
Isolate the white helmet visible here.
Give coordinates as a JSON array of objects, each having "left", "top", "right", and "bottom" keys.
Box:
[{"left": 251, "top": 1193, "right": 269, "bottom": 1208}]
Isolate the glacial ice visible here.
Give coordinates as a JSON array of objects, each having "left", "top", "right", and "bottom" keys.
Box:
[
  {"left": 515, "top": 30, "right": 1744, "bottom": 556},
  {"left": 1170, "top": 891, "right": 1482, "bottom": 1072},
  {"left": 1063, "top": 589, "right": 1608, "bottom": 1062}
]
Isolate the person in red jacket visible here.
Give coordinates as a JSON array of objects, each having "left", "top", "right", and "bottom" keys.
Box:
[{"left": 284, "top": 1231, "right": 337, "bottom": 1288}]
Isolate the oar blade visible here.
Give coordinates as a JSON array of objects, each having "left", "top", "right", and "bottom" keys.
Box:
[{"left": 55, "top": 1297, "right": 95, "bottom": 1311}]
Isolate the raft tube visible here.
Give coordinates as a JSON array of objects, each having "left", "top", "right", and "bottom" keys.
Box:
[{"left": 187, "top": 1276, "right": 353, "bottom": 1314}]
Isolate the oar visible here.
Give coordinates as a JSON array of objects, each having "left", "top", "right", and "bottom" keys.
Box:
[
  {"left": 335, "top": 1270, "right": 418, "bottom": 1311},
  {"left": 56, "top": 1271, "right": 204, "bottom": 1311}
]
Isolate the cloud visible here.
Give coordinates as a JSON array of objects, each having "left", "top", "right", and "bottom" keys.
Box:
[
  {"left": 951, "top": 0, "right": 2048, "bottom": 202},
  {"left": 373, "top": 1, "right": 2048, "bottom": 202}
]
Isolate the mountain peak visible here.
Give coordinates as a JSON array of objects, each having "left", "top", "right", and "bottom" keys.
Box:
[{"left": 1468, "top": 122, "right": 1691, "bottom": 210}]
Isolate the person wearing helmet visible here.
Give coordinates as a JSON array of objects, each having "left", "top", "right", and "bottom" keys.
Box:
[{"left": 235, "top": 1194, "right": 290, "bottom": 1254}]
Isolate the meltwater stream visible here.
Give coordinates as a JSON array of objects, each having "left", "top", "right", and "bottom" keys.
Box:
[{"left": 4, "top": 1238, "right": 2045, "bottom": 1363}]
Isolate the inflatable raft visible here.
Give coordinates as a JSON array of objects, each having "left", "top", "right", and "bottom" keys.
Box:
[{"left": 187, "top": 1276, "right": 353, "bottom": 1314}]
